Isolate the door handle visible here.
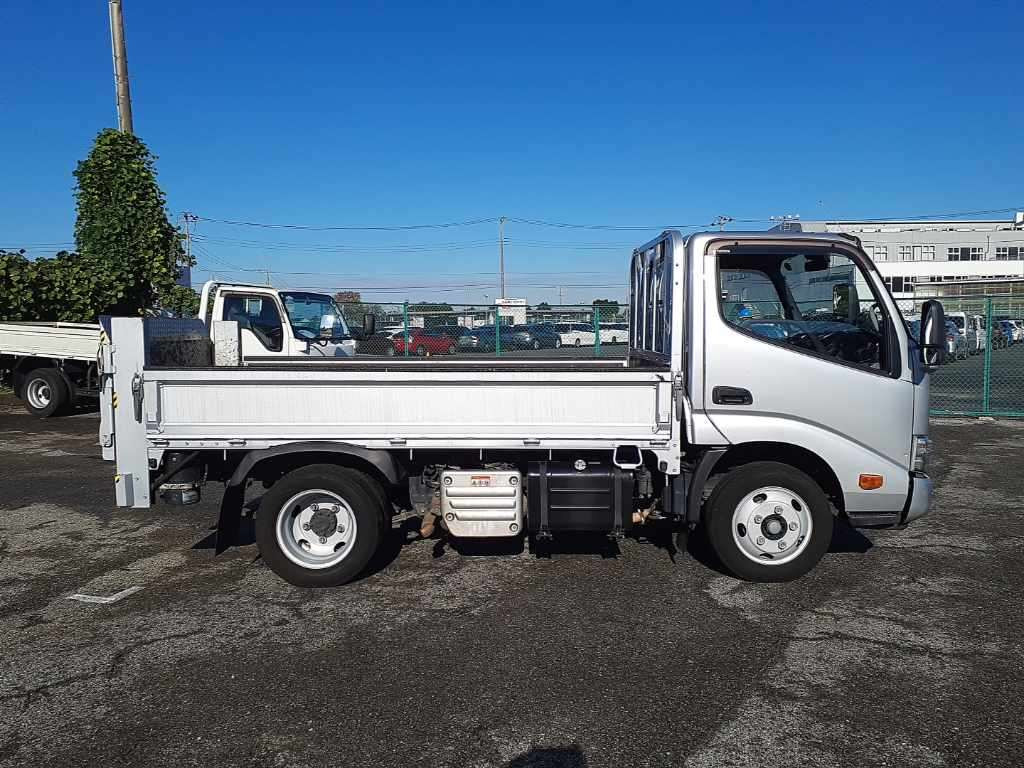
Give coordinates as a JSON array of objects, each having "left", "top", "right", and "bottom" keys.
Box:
[{"left": 712, "top": 386, "right": 753, "bottom": 406}]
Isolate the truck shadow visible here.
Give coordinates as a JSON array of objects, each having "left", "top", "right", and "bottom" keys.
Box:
[
  {"left": 641, "top": 517, "right": 874, "bottom": 577},
  {"left": 504, "top": 745, "right": 587, "bottom": 767}
]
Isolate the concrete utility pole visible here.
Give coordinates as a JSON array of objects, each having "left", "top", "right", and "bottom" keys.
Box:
[
  {"left": 498, "top": 216, "right": 507, "bottom": 299},
  {"left": 108, "top": 0, "right": 134, "bottom": 133},
  {"left": 181, "top": 212, "right": 197, "bottom": 265}
]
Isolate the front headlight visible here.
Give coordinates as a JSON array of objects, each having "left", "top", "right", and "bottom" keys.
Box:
[{"left": 911, "top": 435, "right": 931, "bottom": 473}]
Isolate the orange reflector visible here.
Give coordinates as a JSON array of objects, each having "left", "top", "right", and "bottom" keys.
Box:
[{"left": 859, "top": 474, "right": 884, "bottom": 490}]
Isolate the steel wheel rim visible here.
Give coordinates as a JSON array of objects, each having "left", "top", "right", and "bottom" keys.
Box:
[
  {"left": 26, "top": 378, "right": 52, "bottom": 409},
  {"left": 276, "top": 489, "right": 358, "bottom": 570},
  {"left": 731, "top": 485, "right": 813, "bottom": 566}
]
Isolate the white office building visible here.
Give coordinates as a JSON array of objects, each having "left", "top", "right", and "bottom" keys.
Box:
[{"left": 802, "top": 212, "right": 1024, "bottom": 301}]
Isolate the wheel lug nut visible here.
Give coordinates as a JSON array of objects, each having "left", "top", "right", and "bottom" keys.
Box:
[
  {"left": 774, "top": 505, "right": 784, "bottom": 514},
  {"left": 331, "top": 505, "right": 340, "bottom": 513},
  {"left": 302, "top": 523, "right": 311, "bottom": 531},
  {"left": 319, "top": 536, "right": 327, "bottom": 544},
  {"left": 778, "top": 541, "right": 787, "bottom": 550},
  {"left": 754, "top": 515, "right": 762, "bottom": 524},
  {"left": 756, "top": 536, "right": 765, "bottom": 545},
  {"left": 311, "top": 504, "right": 320, "bottom": 512},
  {"left": 789, "top": 522, "right": 798, "bottom": 531},
  {"left": 337, "top": 525, "right": 345, "bottom": 533}
]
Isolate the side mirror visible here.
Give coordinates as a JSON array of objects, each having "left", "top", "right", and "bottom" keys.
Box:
[
  {"left": 833, "top": 284, "right": 859, "bottom": 324},
  {"left": 363, "top": 314, "right": 376, "bottom": 336},
  {"left": 319, "top": 314, "right": 337, "bottom": 338},
  {"left": 920, "top": 300, "right": 946, "bottom": 369}
]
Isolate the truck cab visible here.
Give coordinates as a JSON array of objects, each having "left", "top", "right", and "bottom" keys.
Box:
[{"left": 198, "top": 282, "right": 356, "bottom": 359}]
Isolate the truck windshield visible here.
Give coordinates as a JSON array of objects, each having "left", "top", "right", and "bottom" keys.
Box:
[{"left": 280, "top": 292, "right": 350, "bottom": 339}]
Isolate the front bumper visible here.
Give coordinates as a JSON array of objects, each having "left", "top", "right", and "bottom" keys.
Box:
[
  {"left": 901, "top": 471, "right": 932, "bottom": 525},
  {"left": 845, "top": 472, "right": 932, "bottom": 529}
]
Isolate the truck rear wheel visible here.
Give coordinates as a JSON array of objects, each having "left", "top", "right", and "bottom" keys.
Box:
[
  {"left": 21, "top": 368, "right": 68, "bottom": 418},
  {"left": 255, "top": 464, "right": 385, "bottom": 587},
  {"left": 704, "top": 461, "right": 832, "bottom": 582}
]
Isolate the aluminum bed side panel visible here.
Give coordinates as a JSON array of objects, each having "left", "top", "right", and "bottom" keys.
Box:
[
  {"left": 146, "top": 369, "right": 673, "bottom": 443},
  {"left": 0, "top": 322, "right": 101, "bottom": 361}
]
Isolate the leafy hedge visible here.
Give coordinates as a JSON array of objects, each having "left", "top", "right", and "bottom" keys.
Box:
[{"left": 0, "top": 129, "right": 197, "bottom": 322}]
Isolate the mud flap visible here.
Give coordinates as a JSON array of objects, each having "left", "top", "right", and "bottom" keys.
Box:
[{"left": 215, "top": 483, "right": 245, "bottom": 554}]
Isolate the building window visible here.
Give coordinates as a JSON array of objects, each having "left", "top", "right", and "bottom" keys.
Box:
[
  {"left": 947, "top": 246, "right": 985, "bottom": 261},
  {"left": 995, "top": 246, "right": 1022, "bottom": 260},
  {"left": 874, "top": 245, "right": 888, "bottom": 261},
  {"left": 899, "top": 245, "right": 913, "bottom": 261},
  {"left": 891, "top": 276, "right": 904, "bottom": 293},
  {"left": 922, "top": 245, "right": 935, "bottom": 260}
]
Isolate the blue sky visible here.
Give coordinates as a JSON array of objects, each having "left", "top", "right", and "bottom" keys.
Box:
[{"left": 2, "top": 0, "right": 1021, "bottom": 304}]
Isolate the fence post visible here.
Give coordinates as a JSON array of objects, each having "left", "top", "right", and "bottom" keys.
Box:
[
  {"left": 403, "top": 301, "right": 410, "bottom": 357},
  {"left": 494, "top": 306, "right": 501, "bottom": 357},
  {"left": 982, "top": 297, "right": 992, "bottom": 414},
  {"left": 593, "top": 306, "right": 602, "bottom": 357}
]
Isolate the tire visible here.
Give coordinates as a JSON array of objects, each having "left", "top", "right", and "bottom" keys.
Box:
[
  {"left": 532, "top": 340, "right": 540, "bottom": 350},
  {"left": 447, "top": 344, "right": 457, "bottom": 355},
  {"left": 415, "top": 345, "right": 427, "bottom": 357},
  {"left": 21, "top": 368, "right": 68, "bottom": 418},
  {"left": 256, "top": 464, "right": 385, "bottom": 587},
  {"left": 385, "top": 345, "right": 395, "bottom": 356},
  {"left": 703, "top": 461, "right": 833, "bottom": 582},
  {"left": 574, "top": 338, "right": 582, "bottom": 347},
  {"left": 554, "top": 337, "right": 562, "bottom": 348}
]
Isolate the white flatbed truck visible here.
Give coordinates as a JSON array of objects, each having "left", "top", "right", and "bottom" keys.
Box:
[
  {"left": 1, "top": 283, "right": 357, "bottom": 417},
  {"left": 99, "top": 228, "right": 946, "bottom": 584}
]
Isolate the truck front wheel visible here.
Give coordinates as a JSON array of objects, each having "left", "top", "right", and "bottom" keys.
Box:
[
  {"left": 21, "top": 368, "right": 68, "bottom": 418},
  {"left": 255, "top": 464, "right": 385, "bottom": 587},
  {"left": 704, "top": 461, "right": 833, "bottom": 582}
]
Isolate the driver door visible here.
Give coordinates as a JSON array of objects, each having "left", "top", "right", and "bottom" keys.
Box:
[
  {"left": 701, "top": 242, "right": 915, "bottom": 512},
  {"left": 221, "top": 293, "right": 286, "bottom": 358}
]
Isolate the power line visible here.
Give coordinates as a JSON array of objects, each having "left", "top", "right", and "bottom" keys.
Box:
[
  {"left": 504, "top": 216, "right": 715, "bottom": 231},
  {"left": 195, "top": 215, "right": 499, "bottom": 231}
]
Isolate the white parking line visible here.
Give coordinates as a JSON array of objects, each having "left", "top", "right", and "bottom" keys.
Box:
[{"left": 66, "top": 586, "right": 143, "bottom": 604}]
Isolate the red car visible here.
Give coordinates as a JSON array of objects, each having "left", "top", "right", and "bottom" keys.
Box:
[{"left": 391, "top": 328, "right": 459, "bottom": 356}]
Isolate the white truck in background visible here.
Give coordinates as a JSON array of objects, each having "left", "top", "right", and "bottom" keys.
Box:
[{"left": 1, "top": 282, "right": 356, "bottom": 417}]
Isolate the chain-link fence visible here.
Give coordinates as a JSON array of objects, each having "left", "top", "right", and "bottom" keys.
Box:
[
  {"left": 896, "top": 295, "right": 1024, "bottom": 418},
  {"left": 338, "top": 296, "right": 1024, "bottom": 417},
  {"left": 340, "top": 302, "right": 628, "bottom": 359}
]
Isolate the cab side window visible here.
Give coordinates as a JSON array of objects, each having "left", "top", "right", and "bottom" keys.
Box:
[
  {"left": 222, "top": 294, "right": 284, "bottom": 352},
  {"left": 718, "top": 251, "right": 890, "bottom": 374}
]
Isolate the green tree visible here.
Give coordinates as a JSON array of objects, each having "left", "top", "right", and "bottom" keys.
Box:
[
  {"left": 334, "top": 291, "right": 385, "bottom": 327},
  {"left": 592, "top": 298, "right": 620, "bottom": 321},
  {"left": 74, "top": 129, "right": 192, "bottom": 317},
  {"left": 0, "top": 131, "right": 192, "bottom": 321}
]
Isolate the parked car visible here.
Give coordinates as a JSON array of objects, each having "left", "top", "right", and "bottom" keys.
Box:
[
  {"left": 1012, "top": 320, "right": 1024, "bottom": 343},
  {"left": 456, "top": 326, "right": 500, "bottom": 352},
  {"left": 991, "top": 323, "right": 1008, "bottom": 349},
  {"left": 350, "top": 326, "right": 395, "bottom": 355},
  {"left": 947, "top": 312, "right": 983, "bottom": 355},
  {"left": 598, "top": 322, "right": 628, "bottom": 344},
  {"left": 998, "top": 320, "right": 1017, "bottom": 346},
  {"left": 553, "top": 322, "right": 596, "bottom": 347},
  {"left": 457, "top": 325, "right": 540, "bottom": 352},
  {"left": 945, "top": 320, "right": 968, "bottom": 360},
  {"left": 391, "top": 327, "right": 458, "bottom": 356},
  {"left": 519, "top": 324, "right": 562, "bottom": 349}
]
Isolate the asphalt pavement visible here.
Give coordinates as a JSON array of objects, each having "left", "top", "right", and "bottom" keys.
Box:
[{"left": 1, "top": 393, "right": 1023, "bottom": 767}]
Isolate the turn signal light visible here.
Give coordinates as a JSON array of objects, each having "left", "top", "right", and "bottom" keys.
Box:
[{"left": 859, "top": 474, "right": 884, "bottom": 490}]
